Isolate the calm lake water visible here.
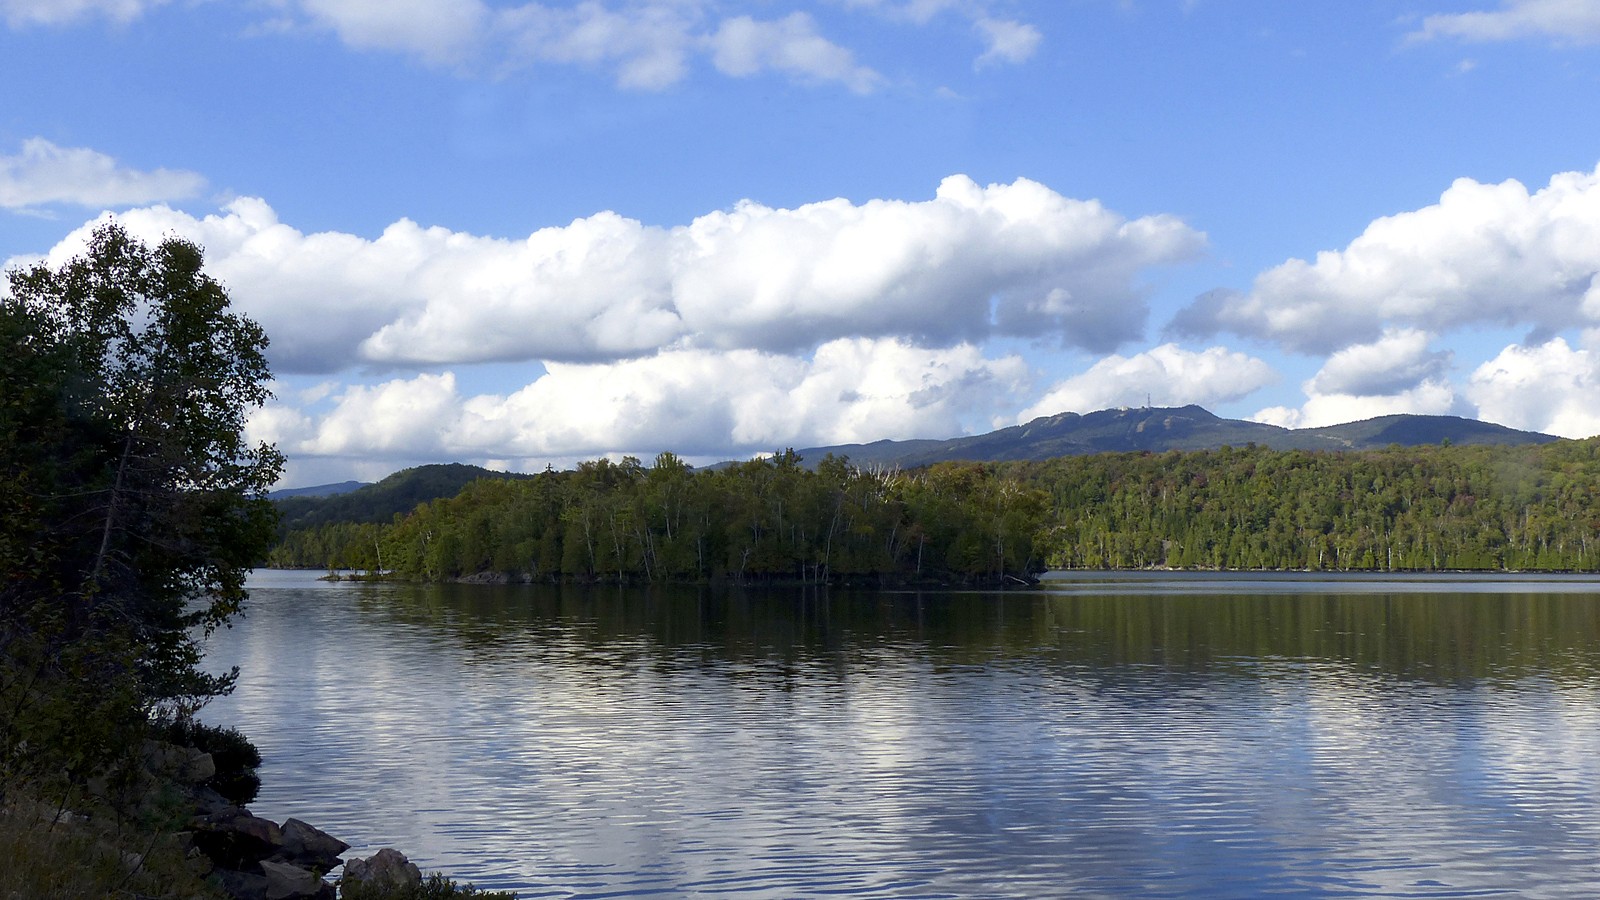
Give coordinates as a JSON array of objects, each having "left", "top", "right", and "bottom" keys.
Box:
[{"left": 204, "top": 570, "right": 1600, "bottom": 898}]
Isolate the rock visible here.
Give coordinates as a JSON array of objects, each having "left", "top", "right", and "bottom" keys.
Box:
[
  {"left": 260, "top": 859, "right": 333, "bottom": 899},
  {"left": 187, "top": 749, "right": 219, "bottom": 783},
  {"left": 341, "top": 848, "right": 422, "bottom": 893},
  {"left": 213, "top": 867, "right": 269, "bottom": 900},
  {"left": 277, "top": 818, "right": 349, "bottom": 872},
  {"left": 189, "top": 784, "right": 240, "bottom": 817},
  {"left": 183, "top": 839, "right": 216, "bottom": 878},
  {"left": 142, "top": 739, "right": 217, "bottom": 784},
  {"left": 191, "top": 808, "right": 284, "bottom": 869}
]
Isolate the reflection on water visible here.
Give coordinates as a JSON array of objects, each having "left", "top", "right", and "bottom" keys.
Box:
[{"left": 204, "top": 570, "right": 1600, "bottom": 897}]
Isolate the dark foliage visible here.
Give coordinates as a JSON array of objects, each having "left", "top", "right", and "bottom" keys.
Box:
[
  {"left": 339, "top": 872, "right": 517, "bottom": 900},
  {"left": 157, "top": 718, "right": 263, "bottom": 805},
  {"left": 1, "top": 223, "right": 280, "bottom": 795}
]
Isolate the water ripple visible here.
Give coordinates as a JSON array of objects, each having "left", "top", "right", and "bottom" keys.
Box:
[{"left": 202, "top": 572, "right": 1600, "bottom": 897}]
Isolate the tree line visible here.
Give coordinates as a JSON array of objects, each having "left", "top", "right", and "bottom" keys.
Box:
[
  {"left": 274, "top": 437, "right": 1600, "bottom": 579},
  {"left": 1002, "top": 439, "right": 1600, "bottom": 571},
  {"left": 269, "top": 451, "right": 1050, "bottom": 585}
]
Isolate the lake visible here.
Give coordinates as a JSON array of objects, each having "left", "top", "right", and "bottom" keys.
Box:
[{"left": 203, "top": 570, "right": 1600, "bottom": 897}]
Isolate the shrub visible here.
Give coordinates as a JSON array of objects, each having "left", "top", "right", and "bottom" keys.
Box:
[
  {"left": 0, "top": 783, "right": 228, "bottom": 899},
  {"left": 156, "top": 718, "right": 262, "bottom": 806},
  {"left": 338, "top": 872, "right": 518, "bottom": 900}
]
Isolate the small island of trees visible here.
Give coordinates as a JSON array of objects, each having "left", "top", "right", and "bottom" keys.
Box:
[{"left": 270, "top": 451, "right": 1052, "bottom": 585}]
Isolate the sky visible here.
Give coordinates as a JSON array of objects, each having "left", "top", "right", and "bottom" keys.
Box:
[{"left": 4, "top": 0, "right": 1600, "bottom": 488}]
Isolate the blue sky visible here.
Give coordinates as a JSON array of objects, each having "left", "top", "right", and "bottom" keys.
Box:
[{"left": 5, "top": 0, "right": 1600, "bottom": 487}]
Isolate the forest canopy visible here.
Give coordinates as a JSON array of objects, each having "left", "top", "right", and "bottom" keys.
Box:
[
  {"left": 272, "top": 438, "right": 1600, "bottom": 580},
  {"left": 270, "top": 452, "right": 1049, "bottom": 585}
]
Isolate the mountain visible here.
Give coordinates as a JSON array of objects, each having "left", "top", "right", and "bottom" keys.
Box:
[
  {"left": 273, "top": 409, "right": 1560, "bottom": 530},
  {"left": 1298, "top": 414, "right": 1558, "bottom": 449},
  {"left": 273, "top": 463, "right": 534, "bottom": 532},
  {"left": 268, "top": 480, "right": 370, "bottom": 500},
  {"left": 789, "top": 406, "right": 1559, "bottom": 470}
]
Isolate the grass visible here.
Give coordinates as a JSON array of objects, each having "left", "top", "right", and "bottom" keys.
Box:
[
  {"left": 338, "top": 872, "right": 519, "bottom": 899},
  {"left": 0, "top": 783, "right": 227, "bottom": 899}
]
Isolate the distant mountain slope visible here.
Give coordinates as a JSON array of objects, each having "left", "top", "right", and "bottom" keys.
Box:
[
  {"left": 268, "top": 480, "right": 370, "bottom": 500},
  {"left": 793, "top": 406, "right": 1559, "bottom": 469},
  {"left": 1300, "top": 414, "right": 1559, "bottom": 449},
  {"left": 273, "top": 463, "right": 533, "bottom": 532}
]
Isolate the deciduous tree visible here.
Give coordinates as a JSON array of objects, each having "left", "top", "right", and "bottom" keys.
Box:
[{"left": 1, "top": 222, "right": 282, "bottom": 716}]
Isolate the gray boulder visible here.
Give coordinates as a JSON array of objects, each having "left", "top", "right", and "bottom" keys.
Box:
[
  {"left": 142, "top": 739, "right": 217, "bottom": 783},
  {"left": 213, "top": 868, "right": 269, "bottom": 900},
  {"left": 341, "top": 848, "right": 422, "bottom": 893},
  {"left": 278, "top": 817, "right": 349, "bottom": 872},
  {"left": 191, "top": 808, "right": 284, "bottom": 869},
  {"left": 260, "top": 859, "right": 334, "bottom": 899}
]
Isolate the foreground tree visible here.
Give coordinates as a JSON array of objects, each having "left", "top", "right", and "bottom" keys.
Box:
[{"left": 1, "top": 223, "right": 281, "bottom": 783}]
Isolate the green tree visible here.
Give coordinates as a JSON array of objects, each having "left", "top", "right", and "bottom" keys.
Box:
[{"left": 1, "top": 222, "right": 282, "bottom": 718}]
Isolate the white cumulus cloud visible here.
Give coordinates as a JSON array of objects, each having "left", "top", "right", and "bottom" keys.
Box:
[
  {"left": 1466, "top": 336, "right": 1600, "bottom": 438},
  {"left": 1172, "top": 165, "right": 1600, "bottom": 352},
  {"left": 23, "top": 177, "right": 1201, "bottom": 373},
  {"left": 1305, "top": 328, "right": 1453, "bottom": 397},
  {"left": 0, "top": 138, "right": 206, "bottom": 210},
  {"left": 1017, "top": 344, "right": 1277, "bottom": 421},
  {"left": 1413, "top": 0, "right": 1600, "bottom": 45},
  {"left": 251, "top": 338, "right": 1030, "bottom": 473},
  {"left": 666, "top": 175, "right": 1203, "bottom": 355},
  {"left": 1252, "top": 330, "right": 1460, "bottom": 430},
  {"left": 1253, "top": 383, "right": 1459, "bottom": 432}
]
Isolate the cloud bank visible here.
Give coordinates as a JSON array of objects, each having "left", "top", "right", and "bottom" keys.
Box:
[
  {"left": 1162, "top": 163, "right": 1600, "bottom": 439},
  {"left": 1467, "top": 335, "right": 1600, "bottom": 439},
  {"left": 1252, "top": 330, "right": 1460, "bottom": 431},
  {"left": 20, "top": 176, "right": 1202, "bottom": 374},
  {"left": 249, "top": 338, "right": 1030, "bottom": 485},
  {"left": 1018, "top": 344, "right": 1276, "bottom": 421},
  {"left": 1173, "top": 165, "right": 1600, "bottom": 353},
  {"left": 7, "top": 175, "right": 1204, "bottom": 482}
]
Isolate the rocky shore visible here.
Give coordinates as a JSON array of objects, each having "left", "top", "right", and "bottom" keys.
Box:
[{"left": 143, "top": 739, "right": 431, "bottom": 899}]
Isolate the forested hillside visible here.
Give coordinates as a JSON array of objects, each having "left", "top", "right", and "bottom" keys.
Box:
[
  {"left": 792, "top": 405, "right": 1556, "bottom": 470},
  {"left": 274, "top": 462, "right": 533, "bottom": 531},
  {"left": 272, "top": 437, "right": 1600, "bottom": 580},
  {"left": 1007, "top": 439, "right": 1600, "bottom": 571}
]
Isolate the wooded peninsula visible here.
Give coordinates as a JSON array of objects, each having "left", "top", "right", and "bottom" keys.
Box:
[{"left": 268, "top": 437, "right": 1600, "bottom": 581}]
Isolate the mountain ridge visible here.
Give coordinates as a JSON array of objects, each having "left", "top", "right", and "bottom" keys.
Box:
[
  {"left": 786, "top": 405, "right": 1559, "bottom": 470},
  {"left": 274, "top": 408, "right": 1561, "bottom": 518},
  {"left": 272, "top": 463, "right": 535, "bottom": 532}
]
